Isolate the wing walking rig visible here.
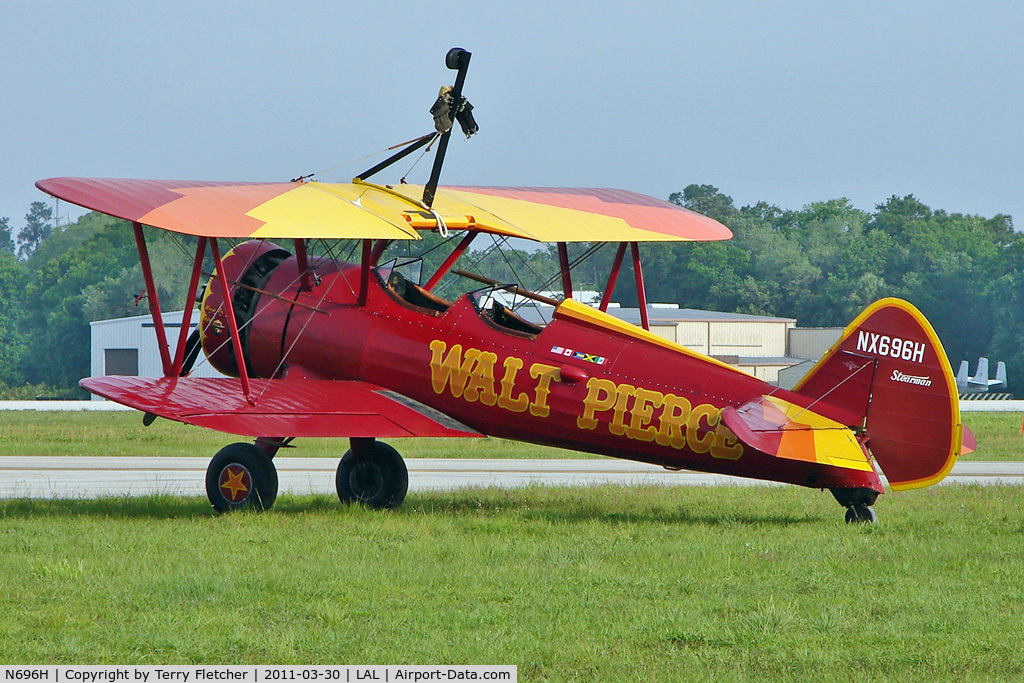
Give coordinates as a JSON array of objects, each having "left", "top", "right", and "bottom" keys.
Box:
[{"left": 36, "top": 48, "right": 971, "bottom": 521}]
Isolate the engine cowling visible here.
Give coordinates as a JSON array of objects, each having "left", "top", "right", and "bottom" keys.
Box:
[{"left": 199, "top": 240, "right": 291, "bottom": 377}]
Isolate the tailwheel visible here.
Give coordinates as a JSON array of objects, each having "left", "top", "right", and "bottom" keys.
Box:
[
  {"left": 844, "top": 504, "right": 878, "bottom": 524},
  {"left": 831, "top": 487, "right": 879, "bottom": 525},
  {"left": 336, "top": 439, "right": 408, "bottom": 509},
  {"left": 205, "top": 442, "right": 279, "bottom": 512}
]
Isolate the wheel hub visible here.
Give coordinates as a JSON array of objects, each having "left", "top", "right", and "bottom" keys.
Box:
[
  {"left": 219, "top": 464, "right": 252, "bottom": 502},
  {"left": 350, "top": 462, "right": 384, "bottom": 500}
]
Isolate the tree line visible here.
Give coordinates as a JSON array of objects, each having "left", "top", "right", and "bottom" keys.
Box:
[{"left": 0, "top": 186, "right": 1019, "bottom": 397}]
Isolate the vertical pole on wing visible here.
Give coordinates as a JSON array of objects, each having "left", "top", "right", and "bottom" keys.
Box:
[
  {"left": 423, "top": 48, "right": 472, "bottom": 209},
  {"left": 425, "top": 231, "right": 476, "bottom": 291},
  {"left": 630, "top": 241, "right": 650, "bottom": 331},
  {"left": 209, "top": 238, "right": 254, "bottom": 404},
  {"left": 170, "top": 236, "right": 207, "bottom": 376},
  {"left": 132, "top": 222, "right": 172, "bottom": 376},
  {"left": 557, "top": 242, "right": 573, "bottom": 301},
  {"left": 600, "top": 242, "right": 628, "bottom": 312}
]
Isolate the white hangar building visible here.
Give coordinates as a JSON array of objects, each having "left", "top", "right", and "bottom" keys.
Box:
[
  {"left": 598, "top": 306, "right": 800, "bottom": 382},
  {"left": 89, "top": 310, "right": 228, "bottom": 398}
]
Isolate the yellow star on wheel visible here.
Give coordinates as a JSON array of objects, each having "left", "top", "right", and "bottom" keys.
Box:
[{"left": 220, "top": 466, "right": 250, "bottom": 501}]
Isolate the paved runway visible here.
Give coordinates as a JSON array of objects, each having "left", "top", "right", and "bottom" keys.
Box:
[{"left": 0, "top": 456, "right": 1020, "bottom": 499}]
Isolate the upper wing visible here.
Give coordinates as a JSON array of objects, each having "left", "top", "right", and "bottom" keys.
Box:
[
  {"left": 35, "top": 177, "right": 422, "bottom": 240},
  {"left": 36, "top": 177, "right": 731, "bottom": 243},
  {"left": 417, "top": 185, "right": 732, "bottom": 242},
  {"left": 81, "top": 375, "right": 483, "bottom": 439}
]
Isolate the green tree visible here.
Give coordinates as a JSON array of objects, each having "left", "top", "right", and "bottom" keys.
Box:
[
  {"left": 17, "top": 213, "right": 196, "bottom": 390},
  {"left": 17, "top": 201, "right": 53, "bottom": 259},
  {"left": 987, "top": 240, "right": 1024, "bottom": 389},
  {"left": 0, "top": 217, "right": 14, "bottom": 253},
  {"left": 0, "top": 250, "right": 27, "bottom": 383},
  {"left": 669, "top": 184, "right": 738, "bottom": 223}
]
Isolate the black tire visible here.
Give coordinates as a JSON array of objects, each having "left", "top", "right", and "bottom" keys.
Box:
[
  {"left": 205, "top": 442, "right": 278, "bottom": 512},
  {"left": 336, "top": 441, "right": 408, "bottom": 509},
  {"left": 844, "top": 504, "right": 877, "bottom": 524}
]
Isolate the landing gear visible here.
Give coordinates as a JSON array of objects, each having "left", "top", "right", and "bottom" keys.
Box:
[
  {"left": 830, "top": 487, "right": 879, "bottom": 524},
  {"left": 844, "top": 504, "right": 878, "bottom": 524},
  {"left": 336, "top": 438, "right": 408, "bottom": 509},
  {"left": 205, "top": 442, "right": 279, "bottom": 512}
]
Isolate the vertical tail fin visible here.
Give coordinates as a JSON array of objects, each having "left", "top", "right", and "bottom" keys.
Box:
[
  {"left": 970, "top": 357, "right": 991, "bottom": 388},
  {"left": 995, "top": 361, "right": 1007, "bottom": 388},
  {"left": 793, "top": 298, "right": 962, "bottom": 490},
  {"left": 956, "top": 361, "right": 969, "bottom": 390}
]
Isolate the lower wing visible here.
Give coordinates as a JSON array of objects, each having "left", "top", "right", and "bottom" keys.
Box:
[{"left": 81, "top": 376, "right": 482, "bottom": 439}]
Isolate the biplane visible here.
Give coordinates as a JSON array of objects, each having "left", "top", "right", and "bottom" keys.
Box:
[{"left": 38, "top": 48, "right": 972, "bottom": 523}]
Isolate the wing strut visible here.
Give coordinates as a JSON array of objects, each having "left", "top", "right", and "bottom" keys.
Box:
[
  {"left": 591, "top": 242, "right": 649, "bottom": 329},
  {"left": 129, "top": 225, "right": 211, "bottom": 379},
  {"left": 425, "top": 231, "right": 476, "bottom": 290},
  {"left": 631, "top": 242, "right": 650, "bottom": 331},
  {"left": 293, "top": 238, "right": 314, "bottom": 291},
  {"left": 557, "top": 242, "right": 573, "bottom": 301},
  {"left": 599, "top": 242, "right": 628, "bottom": 312},
  {"left": 132, "top": 222, "right": 172, "bottom": 376},
  {"left": 359, "top": 239, "right": 373, "bottom": 305},
  {"left": 209, "top": 238, "right": 254, "bottom": 404},
  {"left": 171, "top": 236, "right": 207, "bottom": 375}
]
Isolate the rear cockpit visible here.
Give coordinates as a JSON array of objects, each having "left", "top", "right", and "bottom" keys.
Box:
[
  {"left": 468, "top": 286, "right": 544, "bottom": 337},
  {"left": 381, "top": 269, "right": 452, "bottom": 315},
  {"left": 375, "top": 256, "right": 545, "bottom": 337}
]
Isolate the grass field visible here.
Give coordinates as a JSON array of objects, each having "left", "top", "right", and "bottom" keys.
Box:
[
  {"left": 0, "top": 410, "right": 1021, "bottom": 460},
  {"left": 0, "top": 411, "right": 576, "bottom": 459},
  {"left": 0, "top": 484, "right": 1022, "bottom": 679},
  {"left": 1, "top": 411, "right": 1022, "bottom": 677}
]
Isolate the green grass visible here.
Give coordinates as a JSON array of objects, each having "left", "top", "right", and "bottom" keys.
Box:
[
  {"left": 960, "top": 411, "right": 1023, "bottom": 460},
  {"left": 0, "top": 411, "right": 585, "bottom": 458},
  {"left": 0, "top": 410, "right": 1020, "bottom": 460},
  {"left": 0, "top": 484, "right": 1022, "bottom": 679}
]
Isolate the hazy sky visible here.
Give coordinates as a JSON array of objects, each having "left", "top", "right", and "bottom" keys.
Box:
[{"left": 3, "top": 1, "right": 1022, "bottom": 229}]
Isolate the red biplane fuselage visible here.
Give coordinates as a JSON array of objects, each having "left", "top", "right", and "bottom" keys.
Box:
[{"left": 196, "top": 241, "right": 882, "bottom": 493}]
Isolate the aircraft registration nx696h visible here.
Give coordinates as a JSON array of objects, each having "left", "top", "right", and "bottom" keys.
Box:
[{"left": 37, "top": 48, "right": 973, "bottom": 523}]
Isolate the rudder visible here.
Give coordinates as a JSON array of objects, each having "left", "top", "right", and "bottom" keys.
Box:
[{"left": 794, "top": 298, "right": 962, "bottom": 490}]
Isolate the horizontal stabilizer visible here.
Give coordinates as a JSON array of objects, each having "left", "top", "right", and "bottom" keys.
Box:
[
  {"left": 720, "top": 395, "right": 873, "bottom": 472},
  {"left": 81, "top": 376, "right": 483, "bottom": 439}
]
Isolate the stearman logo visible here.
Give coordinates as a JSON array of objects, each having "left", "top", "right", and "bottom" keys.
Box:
[
  {"left": 856, "top": 331, "right": 926, "bottom": 363},
  {"left": 891, "top": 369, "right": 932, "bottom": 387}
]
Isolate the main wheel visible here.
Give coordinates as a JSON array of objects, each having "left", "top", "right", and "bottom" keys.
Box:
[
  {"left": 205, "top": 442, "right": 279, "bottom": 512},
  {"left": 844, "top": 504, "right": 877, "bottom": 524},
  {"left": 336, "top": 441, "right": 408, "bottom": 509}
]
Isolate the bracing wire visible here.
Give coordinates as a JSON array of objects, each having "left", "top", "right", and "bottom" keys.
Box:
[
  {"left": 399, "top": 137, "right": 437, "bottom": 184},
  {"left": 295, "top": 133, "right": 439, "bottom": 182}
]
